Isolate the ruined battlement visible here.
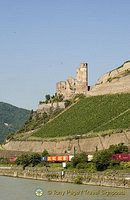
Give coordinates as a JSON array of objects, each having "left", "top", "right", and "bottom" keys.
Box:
[
  {"left": 56, "top": 63, "right": 88, "bottom": 99},
  {"left": 56, "top": 61, "right": 130, "bottom": 99},
  {"left": 80, "top": 63, "right": 87, "bottom": 68}
]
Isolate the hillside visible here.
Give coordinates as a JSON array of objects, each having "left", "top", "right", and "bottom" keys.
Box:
[
  {"left": 0, "top": 102, "right": 30, "bottom": 143},
  {"left": 31, "top": 93, "right": 130, "bottom": 139}
]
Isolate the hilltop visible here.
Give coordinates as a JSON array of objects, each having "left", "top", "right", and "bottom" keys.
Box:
[
  {"left": 2, "top": 61, "right": 130, "bottom": 154},
  {"left": 0, "top": 102, "right": 30, "bottom": 143},
  {"left": 11, "top": 61, "right": 130, "bottom": 140}
]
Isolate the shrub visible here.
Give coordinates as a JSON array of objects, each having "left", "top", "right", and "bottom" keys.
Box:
[
  {"left": 107, "top": 77, "right": 112, "bottom": 82},
  {"left": 71, "top": 152, "right": 88, "bottom": 168},
  {"left": 45, "top": 94, "right": 50, "bottom": 101},
  {"left": 58, "top": 94, "right": 63, "bottom": 102},
  {"left": 85, "top": 162, "right": 96, "bottom": 173},
  {"left": 76, "top": 163, "right": 88, "bottom": 169},
  {"left": 29, "top": 153, "right": 41, "bottom": 167},
  {"left": 86, "top": 175, "right": 92, "bottom": 181},
  {"left": 0, "top": 157, "right": 9, "bottom": 164},
  {"left": 42, "top": 149, "right": 49, "bottom": 157},
  {"left": 65, "top": 100, "right": 72, "bottom": 108},
  {"left": 43, "top": 112, "right": 48, "bottom": 120},
  {"left": 120, "top": 161, "right": 130, "bottom": 169},
  {"left": 93, "top": 150, "right": 112, "bottom": 171},
  {"left": 109, "top": 143, "right": 128, "bottom": 154},
  {"left": 16, "top": 154, "right": 31, "bottom": 169},
  {"left": 6, "top": 133, "right": 15, "bottom": 140},
  {"left": 16, "top": 153, "right": 41, "bottom": 168},
  {"left": 66, "top": 161, "right": 73, "bottom": 169},
  {"left": 108, "top": 160, "right": 120, "bottom": 170},
  {"left": 74, "top": 176, "right": 82, "bottom": 184}
]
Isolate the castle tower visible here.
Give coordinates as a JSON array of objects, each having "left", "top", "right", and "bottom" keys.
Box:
[{"left": 76, "top": 63, "right": 88, "bottom": 93}]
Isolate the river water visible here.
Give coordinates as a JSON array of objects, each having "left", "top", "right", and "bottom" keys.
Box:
[{"left": 0, "top": 176, "right": 129, "bottom": 200}]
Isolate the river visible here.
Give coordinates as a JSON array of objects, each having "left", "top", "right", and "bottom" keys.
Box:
[{"left": 0, "top": 176, "right": 129, "bottom": 200}]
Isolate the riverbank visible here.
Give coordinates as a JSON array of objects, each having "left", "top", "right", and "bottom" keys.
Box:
[{"left": 0, "top": 167, "right": 130, "bottom": 188}]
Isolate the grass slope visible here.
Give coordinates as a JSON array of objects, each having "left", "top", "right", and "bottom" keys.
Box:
[
  {"left": 0, "top": 102, "right": 30, "bottom": 143},
  {"left": 32, "top": 93, "right": 130, "bottom": 138}
]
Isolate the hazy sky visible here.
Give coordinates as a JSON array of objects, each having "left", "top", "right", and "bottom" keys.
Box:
[{"left": 0, "top": 0, "right": 130, "bottom": 110}]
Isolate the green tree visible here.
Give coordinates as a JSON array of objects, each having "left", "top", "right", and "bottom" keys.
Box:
[
  {"left": 93, "top": 150, "right": 112, "bottom": 171},
  {"left": 16, "top": 154, "right": 31, "bottom": 169},
  {"left": 45, "top": 94, "right": 50, "bottom": 101},
  {"left": 109, "top": 143, "right": 128, "bottom": 154},
  {"left": 71, "top": 152, "right": 88, "bottom": 168},
  {"left": 30, "top": 153, "right": 41, "bottom": 167},
  {"left": 42, "top": 149, "right": 49, "bottom": 157},
  {"left": 28, "top": 109, "right": 34, "bottom": 120}
]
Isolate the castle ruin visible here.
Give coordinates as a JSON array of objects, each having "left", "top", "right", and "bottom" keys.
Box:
[{"left": 56, "top": 63, "right": 88, "bottom": 99}]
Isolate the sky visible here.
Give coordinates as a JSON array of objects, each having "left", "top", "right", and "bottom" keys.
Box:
[{"left": 0, "top": 0, "right": 130, "bottom": 110}]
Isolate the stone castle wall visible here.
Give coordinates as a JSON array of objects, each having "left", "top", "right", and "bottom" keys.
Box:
[
  {"left": 56, "top": 63, "right": 88, "bottom": 99},
  {"left": 56, "top": 62, "right": 130, "bottom": 99},
  {"left": 37, "top": 102, "right": 65, "bottom": 114}
]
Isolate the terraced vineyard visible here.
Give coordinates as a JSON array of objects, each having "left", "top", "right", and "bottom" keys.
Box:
[{"left": 32, "top": 93, "right": 130, "bottom": 138}]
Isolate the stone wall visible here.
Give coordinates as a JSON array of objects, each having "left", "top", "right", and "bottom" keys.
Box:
[
  {"left": 0, "top": 150, "right": 31, "bottom": 158},
  {"left": 56, "top": 61, "right": 130, "bottom": 99},
  {"left": 87, "top": 75, "right": 130, "bottom": 96},
  {"left": 38, "top": 102, "right": 65, "bottom": 114},
  {"left": 3, "top": 131, "right": 130, "bottom": 155},
  {"left": 0, "top": 168, "right": 129, "bottom": 188},
  {"left": 97, "top": 62, "right": 130, "bottom": 84},
  {"left": 86, "top": 62, "right": 130, "bottom": 96}
]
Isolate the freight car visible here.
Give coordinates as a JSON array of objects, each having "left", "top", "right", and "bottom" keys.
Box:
[
  {"left": 112, "top": 154, "right": 130, "bottom": 161},
  {"left": 9, "top": 157, "right": 16, "bottom": 162},
  {"left": 41, "top": 155, "right": 74, "bottom": 162}
]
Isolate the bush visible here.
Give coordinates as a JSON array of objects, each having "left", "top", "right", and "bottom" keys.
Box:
[
  {"left": 42, "top": 149, "right": 49, "bottom": 157},
  {"left": 120, "top": 161, "right": 130, "bottom": 169},
  {"left": 93, "top": 150, "right": 112, "bottom": 171},
  {"left": 71, "top": 152, "right": 88, "bottom": 168},
  {"left": 43, "top": 112, "right": 48, "bottom": 120},
  {"left": 86, "top": 175, "right": 92, "bottom": 181},
  {"left": 108, "top": 160, "right": 120, "bottom": 170},
  {"left": 16, "top": 153, "right": 41, "bottom": 168},
  {"left": 29, "top": 153, "right": 41, "bottom": 167},
  {"left": 0, "top": 157, "right": 9, "bottom": 164},
  {"left": 85, "top": 162, "right": 96, "bottom": 173},
  {"left": 66, "top": 161, "right": 73, "bottom": 169},
  {"left": 16, "top": 154, "right": 31, "bottom": 168},
  {"left": 65, "top": 100, "right": 72, "bottom": 108},
  {"left": 74, "top": 176, "right": 82, "bottom": 184},
  {"left": 76, "top": 163, "right": 88, "bottom": 169},
  {"left": 6, "top": 133, "right": 15, "bottom": 140},
  {"left": 109, "top": 143, "right": 128, "bottom": 154},
  {"left": 45, "top": 94, "right": 50, "bottom": 101},
  {"left": 58, "top": 94, "right": 63, "bottom": 102}
]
